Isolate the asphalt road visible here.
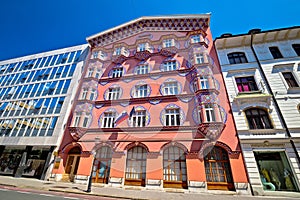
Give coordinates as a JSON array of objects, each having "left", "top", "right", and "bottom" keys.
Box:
[{"left": 0, "top": 186, "right": 122, "bottom": 200}]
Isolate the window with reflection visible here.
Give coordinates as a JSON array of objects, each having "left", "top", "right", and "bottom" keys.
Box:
[
  {"left": 245, "top": 108, "right": 273, "bottom": 129},
  {"left": 227, "top": 52, "right": 248, "bottom": 64}
]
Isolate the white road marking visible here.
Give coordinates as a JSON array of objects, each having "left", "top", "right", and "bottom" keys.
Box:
[
  {"left": 17, "top": 191, "right": 31, "bottom": 194},
  {"left": 0, "top": 188, "right": 8, "bottom": 191},
  {"left": 39, "top": 193, "right": 55, "bottom": 197},
  {"left": 64, "top": 197, "right": 80, "bottom": 200}
]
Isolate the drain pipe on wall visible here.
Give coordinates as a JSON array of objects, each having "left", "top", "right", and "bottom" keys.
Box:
[{"left": 249, "top": 30, "right": 300, "bottom": 165}]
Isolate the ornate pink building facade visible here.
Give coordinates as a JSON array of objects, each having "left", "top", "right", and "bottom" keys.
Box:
[{"left": 51, "top": 15, "right": 250, "bottom": 194}]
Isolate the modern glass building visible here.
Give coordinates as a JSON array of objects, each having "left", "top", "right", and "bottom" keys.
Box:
[{"left": 0, "top": 44, "right": 88, "bottom": 179}]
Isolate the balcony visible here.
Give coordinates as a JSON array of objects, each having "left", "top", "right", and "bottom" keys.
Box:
[{"left": 197, "top": 122, "right": 225, "bottom": 140}]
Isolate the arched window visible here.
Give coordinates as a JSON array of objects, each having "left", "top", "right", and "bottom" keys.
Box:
[
  {"left": 227, "top": 52, "right": 248, "bottom": 64},
  {"left": 245, "top": 108, "right": 273, "bottom": 129},
  {"left": 163, "top": 146, "right": 187, "bottom": 189},
  {"left": 125, "top": 146, "right": 147, "bottom": 186},
  {"left": 204, "top": 146, "right": 234, "bottom": 190},
  {"left": 93, "top": 146, "right": 112, "bottom": 184}
]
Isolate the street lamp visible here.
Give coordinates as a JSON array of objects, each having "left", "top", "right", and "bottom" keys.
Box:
[{"left": 86, "top": 137, "right": 100, "bottom": 193}]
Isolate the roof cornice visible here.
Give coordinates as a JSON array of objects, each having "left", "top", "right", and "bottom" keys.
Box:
[{"left": 86, "top": 14, "right": 211, "bottom": 48}]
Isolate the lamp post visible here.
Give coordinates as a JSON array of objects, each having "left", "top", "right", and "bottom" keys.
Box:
[{"left": 86, "top": 137, "right": 100, "bottom": 193}]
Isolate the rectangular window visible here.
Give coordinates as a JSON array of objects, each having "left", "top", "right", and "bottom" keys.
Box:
[
  {"left": 163, "top": 39, "right": 174, "bottom": 48},
  {"left": 115, "top": 47, "right": 121, "bottom": 55},
  {"left": 138, "top": 43, "right": 146, "bottom": 52},
  {"left": 111, "top": 68, "right": 123, "bottom": 78},
  {"left": 73, "top": 116, "right": 80, "bottom": 127},
  {"left": 165, "top": 109, "right": 180, "bottom": 126},
  {"left": 228, "top": 52, "right": 248, "bottom": 64},
  {"left": 191, "top": 35, "right": 201, "bottom": 43},
  {"left": 204, "top": 105, "right": 216, "bottom": 122},
  {"left": 81, "top": 88, "right": 88, "bottom": 99},
  {"left": 235, "top": 76, "right": 258, "bottom": 92},
  {"left": 282, "top": 72, "right": 299, "bottom": 88},
  {"left": 108, "top": 88, "right": 120, "bottom": 100},
  {"left": 136, "top": 65, "right": 149, "bottom": 75},
  {"left": 90, "top": 89, "right": 96, "bottom": 100},
  {"left": 102, "top": 112, "right": 115, "bottom": 128},
  {"left": 82, "top": 116, "right": 89, "bottom": 127},
  {"left": 164, "top": 82, "right": 178, "bottom": 95},
  {"left": 292, "top": 44, "right": 300, "bottom": 56},
  {"left": 163, "top": 61, "right": 177, "bottom": 71},
  {"left": 269, "top": 46, "right": 283, "bottom": 59},
  {"left": 195, "top": 53, "right": 205, "bottom": 64},
  {"left": 199, "top": 76, "right": 209, "bottom": 90},
  {"left": 130, "top": 110, "right": 146, "bottom": 127},
  {"left": 135, "top": 85, "right": 148, "bottom": 98}
]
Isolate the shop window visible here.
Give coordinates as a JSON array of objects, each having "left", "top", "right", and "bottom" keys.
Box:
[
  {"left": 245, "top": 108, "right": 273, "bottom": 129},
  {"left": 204, "top": 146, "right": 234, "bottom": 190},
  {"left": 163, "top": 146, "right": 187, "bottom": 189},
  {"left": 125, "top": 146, "right": 147, "bottom": 186},
  {"left": 254, "top": 151, "right": 298, "bottom": 192},
  {"left": 227, "top": 52, "right": 248, "bottom": 64},
  {"left": 292, "top": 44, "right": 300, "bottom": 56},
  {"left": 269, "top": 46, "right": 283, "bottom": 59},
  {"left": 235, "top": 76, "right": 259, "bottom": 92},
  {"left": 282, "top": 72, "right": 299, "bottom": 88},
  {"left": 93, "top": 146, "right": 112, "bottom": 184}
]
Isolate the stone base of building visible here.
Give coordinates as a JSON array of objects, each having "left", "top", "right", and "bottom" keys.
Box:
[
  {"left": 234, "top": 182, "right": 251, "bottom": 195},
  {"left": 108, "top": 177, "right": 123, "bottom": 188},
  {"left": 188, "top": 181, "right": 206, "bottom": 192},
  {"left": 146, "top": 179, "right": 162, "bottom": 190},
  {"left": 74, "top": 175, "right": 89, "bottom": 184}
]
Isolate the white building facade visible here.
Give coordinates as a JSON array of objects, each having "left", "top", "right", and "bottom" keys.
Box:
[
  {"left": 215, "top": 27, "right": 300, "bottom": 196},
  {"left": 0, "top": 44, "right": 88, "bottom": 180}
]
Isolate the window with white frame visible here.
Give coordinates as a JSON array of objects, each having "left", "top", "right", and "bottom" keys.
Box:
[
  {"left": 163, "top": 39, "right": 174, "bottom": 48},
  {"left": 115, "top": 47, "right": 122, "bottom": 55},
  {"left": 195, "top": 53, "right": 205, "bottom": 64},
  {"left": 282, "top": 72, "right": 299, "bottom": 88},
  {"left": 108, "top": 87, "right": 120, "bottom": 100},
  {"left": 165, "top": 108, "right": 180, "bottom": 126},
  {"left": 87, "top": 68, "right": 94, "bottom": 77},
  {"left": 111, "top": 68, "right": 123, "bottom": 78},
  {"left": 135, "top": 84, "right": 148, "bottom": 98},
  {"left": 73, "top": 115, "right": 81, "bottom": 127},
  {"left": 130, "top": 110, "right": 146, "bottom": 127},
  {"left": 191, "top": 35, "right": 201, "bottom": 43},
  {"left": 82, "top": 115, "right": 90, "bottom": 127},
  {"left": 136, "top": 64, "right": 149, "bottom": 75},
  {"left": 81, "top": 88, "right": 88, "bottom": 99},
  {"left": 193, "top": 79, "right": 199, "bottom": 92},
  {"left": 204, "top": 104, "right": 216, "bottom": 122},
  {"left": 95, "top": 69, "right": 102, "bottom": 78},
  {"left": 200, "top": 76, "right": 209, "bottom": 89},
  {"left": 163, "top": 82, "right": 179, "bottom": 95},
  {"left": 163, "top": 61, "right": 177, "bottom": 71},
  {"left": 138, "top": 43, "right": 146, "bottom": 52},
  {"left": 92, "top": 51, "right": 98, "bottom": 59},
  {"left": 102, "top": 112, "right": 115, "bottom": 128},
  {"left": 90, "top": 89, "right": 97, "bottom": 100}
]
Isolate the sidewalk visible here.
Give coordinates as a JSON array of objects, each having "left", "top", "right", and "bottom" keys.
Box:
[{"left": 0, "top": 176, "right": 299, "bottom": 200}]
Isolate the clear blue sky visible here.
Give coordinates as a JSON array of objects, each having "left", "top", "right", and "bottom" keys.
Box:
[{"left": 0, "top": 0, "right": 299, "bottom": 61}]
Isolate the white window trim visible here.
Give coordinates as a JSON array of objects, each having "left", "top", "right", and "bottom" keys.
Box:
[
  {"left": 108, "top": 87, "right": 121, "bottom": 100},
  {"left": 163, "top": 82, "right": 179, "bottom": 95},
  {"left": 204, "top": 105, "right": 216, "bottom": 122},
  {"left": 111, "top": 68, "right": 123, "bottom": 78},
  {"left": 135, "top": 84, "right": 148, "bottom": 98},
  {"left": 163, "top": 61, "right": 177, "bottom": 71},
  {"left": 102, "top": 112, "right": 115, "bottom": 128},
  {"left": 136, "top": 65, "right": 149, "bottom": 75},
  {"left": 130, "top": 110, "right": 146, "bottom": 127},
  {"left": 165, "top": 109, "right": 180, "bottom": 126}
]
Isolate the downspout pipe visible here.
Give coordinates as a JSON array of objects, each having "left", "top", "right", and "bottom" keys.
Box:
[{"left": 249, "top": 30, "right": 300, "bottom": 165}]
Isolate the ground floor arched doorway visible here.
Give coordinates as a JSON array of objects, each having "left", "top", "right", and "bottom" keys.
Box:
[
  {"left": 64, "top": 146, "right": 81, "bottom": 182},
  {"left": 204, "top": 146, "right": 234, "bottom": 191}
]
